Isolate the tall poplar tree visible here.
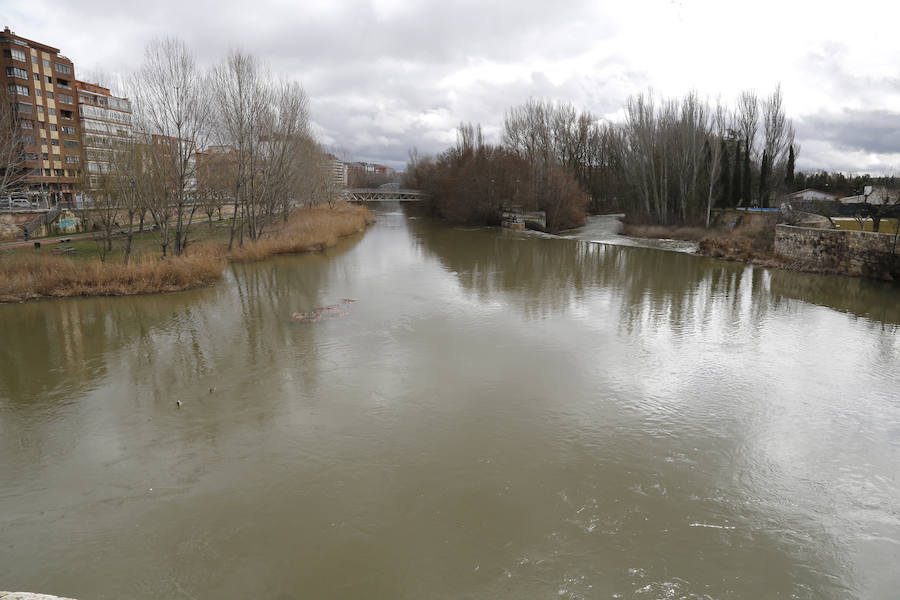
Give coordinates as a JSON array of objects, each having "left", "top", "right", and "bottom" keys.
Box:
[
  {"left": 785, "top": 145, "right": 795, "bottom": 189},
  {"left": 759, "top": 149, "right": 770, "bottom": 207},
  {"left": 742, "top": 139, "right": 751, "bottom": 206},
  {"left": 731, "top": 140, "right": 742, "bottom": 207}
]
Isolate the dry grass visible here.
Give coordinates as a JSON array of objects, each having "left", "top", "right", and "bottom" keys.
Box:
[
  {"left": 0, "top": 248, "right": 225, "bottom": 303},
  {"left": 622, "top": 223, "right": 712, "bottom": 242},
  {"left": 0, "top": 202, "right": 375, "bottom": 303},
  {"left": 228, "top": 203, "right": 374, "bottom": 262},
  {"left": 697, "top": 226, "right": 779, "bottom": 264}
]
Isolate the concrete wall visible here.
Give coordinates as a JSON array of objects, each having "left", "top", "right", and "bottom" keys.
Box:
[{"left": 775, "top": 224, "right": 899, "bottom": 278}]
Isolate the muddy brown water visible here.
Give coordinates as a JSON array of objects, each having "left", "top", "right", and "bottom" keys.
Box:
[{"left": 1, "top": 206, "right": 899, "bottom": 599}]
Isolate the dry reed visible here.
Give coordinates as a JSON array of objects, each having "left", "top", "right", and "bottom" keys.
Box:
[
  {"left": 0, "top": 203, "right": 374, "bottom": 303},
  {"left": 227, "top": 203, "right": 374, "bottom": 262},
  {"left": 0, "top": 249, "right": 225, "bottom": 303}
]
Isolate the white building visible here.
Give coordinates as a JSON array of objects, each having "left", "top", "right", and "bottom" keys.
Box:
[{"left": 785, "top": 189, "right": 838, "bottom": 202}]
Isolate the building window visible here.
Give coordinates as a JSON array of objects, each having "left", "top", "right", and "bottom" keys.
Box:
[
  {"left": 43, "top": 169, "right": 51, "bottom": 176},
  {"left": 26, "top": 152, "right": 39, "bottom": 161},
  {"left": 58, "top": 93, "right": 73, "bottom": 104},
  {"left": 22, "top": 135, "right": 35, "bottom": 146},
  {"left": 61, "top": 126, "right": 76, "bottom": 134},
  {"left": 51, "top": 138, "right": 59, "bottom": 146},
  {"left": 6, "top": 66, "right": 29, "bottom": 79},
  {"left": 54, "top": 169, "right": 64, "bottom": 176},
  {"left": 35, "top": 88, "right": 42, "bottom": 97},
  {"left": 63, "top": 139, "right": 78, "bottom": 148},
  {"left": 20, "top": 119, "right": 33, "bottom": 129},
  {"left": 53, "top": 154, "right": 60, "bottom": 161},
  {"left": 8, "top": 83, "right": 29, "bottom": 96},
  {"left": 65, "top": 156, "right": 79, "bottom": 164},
  {"left": 36, "top": 105, "right": 44, "bottom": 114},
  {"left": 33, "top": 72, "right": 39, "bottom": 80},
  {"left": 54, "top": 63, "right": 72, "bottom": 75},
  {"left": 48, "top": 108, "right": 56, "bottom": 116},
  {"left": 60, "top": 110, "right": 72, "bottom": 119},
  {"left": 42, "top": 59, "right": 50, "bottom": 68},
  {"left": 41, "top": 137, "right": 47, "bottom": 145},
  {"left": 49, "top": 124, "right": 57, "bottom": 131},
  {"left": 42, "top": 152, "right": 48, "bottom": 160},
  {"left": 31, "top": 55, "right": 38, "bottom": 64},
  {"left": 15, "top": 102, "right": 33, "bottom": 114},
  {"left": 2, "top": 48, "right": 27, "bottom": 61},
  {"left": 45, "top": 91, "right": 54, "bottom": 99},
  {"left": 56, "top": 78, "right": 71, "bottom": 90}
]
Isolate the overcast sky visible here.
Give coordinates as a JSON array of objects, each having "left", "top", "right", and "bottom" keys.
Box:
[{"left": 4, "top": 0, "right": 900, "bottom": 173}]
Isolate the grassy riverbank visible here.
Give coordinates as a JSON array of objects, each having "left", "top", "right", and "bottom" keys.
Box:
[{"left": 0, "top": 203, "right": 374, "bottom": 303}]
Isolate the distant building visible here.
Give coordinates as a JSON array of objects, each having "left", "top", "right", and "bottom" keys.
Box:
[
  {"left": 344, "top": 161, "right": 396, "bottom": 186},
  {"left": 1, "top": 26, "right": 81, "bottom": 204},
  {"left": 838, "top": 186, "right": 898, "bottom": 205},
  {"left": 326, "top": 154, "right": 347, "bottom": 187},
  {"left": 150, "top": 134, "right": 197, "bottom": 191},
  {"left": 784, "top": 189, "right": 837, "bottom": 202},
  {"left": 75, "top": 80, "right": 132, "bottom": 196}
]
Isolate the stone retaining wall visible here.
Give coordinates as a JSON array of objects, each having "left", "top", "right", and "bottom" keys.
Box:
[{"left": 775, "top": 224, "right": 899, "bottom": 278}]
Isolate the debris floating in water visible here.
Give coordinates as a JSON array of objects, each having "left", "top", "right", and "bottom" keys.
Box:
[{"left": 291, "top": 302, "right": 353, "bottom": 324}]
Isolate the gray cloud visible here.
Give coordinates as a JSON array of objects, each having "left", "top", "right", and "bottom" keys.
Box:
[
  {"left": 7, "top": 0, "right": 900, "bottom": 172},
  {"left": 798, "top": 109, "right": 900, "bottom": 155}
]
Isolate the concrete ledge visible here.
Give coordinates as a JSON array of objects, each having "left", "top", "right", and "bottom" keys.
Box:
[{"left": 0, "top": 593, "right": 77, "bottom": 600}]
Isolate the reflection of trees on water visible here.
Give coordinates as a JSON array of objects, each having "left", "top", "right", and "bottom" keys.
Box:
[
  {"left": 0, "top": 233, "right": 365, "bottom": 458},
  {"left": 411, "top": 218, "right": 900, "bottom": 336},
  {"left": 768, "top": 268, "right": 900, "bottom": 328},
  {"left": 411, "top": 218, "right": 759, "bottom": 332}
]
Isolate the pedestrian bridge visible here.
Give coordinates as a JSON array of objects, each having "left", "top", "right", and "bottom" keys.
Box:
[{"left": 340, "top": 188, "right": 423, "bottom": 202}]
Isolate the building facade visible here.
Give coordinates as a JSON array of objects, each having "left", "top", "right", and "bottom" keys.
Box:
[
  {"left": 75, "top": 80, "right": 132, "bottom": 199},
  {"left": 1, "top": 26, "right": 81, "bottom": 204}
]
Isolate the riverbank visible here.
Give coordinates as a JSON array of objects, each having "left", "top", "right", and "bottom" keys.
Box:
[
  {"left": 0, "top": 203, "right": 374, "bottom": 303},
  {"left": 622, "top": 221, "right": 900, "bottom": 280}
]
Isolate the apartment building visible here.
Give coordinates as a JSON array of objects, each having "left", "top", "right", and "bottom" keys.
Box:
[
  {"left": 1, "top": 26, "right": 81, "bottom": 204},
  {"left": 75, "top": 80, "right": 132, "bottom": 195},
  {"left": 327, "top": 154, "right": 348, "bottom": 187}
]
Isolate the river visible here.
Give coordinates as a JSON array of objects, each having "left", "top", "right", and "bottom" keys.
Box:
[{"left": 1, "top": 206, "right": 898, "bottom": 599}]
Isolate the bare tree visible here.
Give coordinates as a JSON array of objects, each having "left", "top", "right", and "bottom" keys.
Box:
[
  {"left": 0, "top": 85, "right": 27, "bottom": 200},
  {"left": 736, "top": 90, "right": 759, "bottom": 159},
  {"left": 213, "top": 50, "right": 267, "bottom": 249},
  {"left": 761, "top": 84, "right": 795, "bottom": 205},
  {"left": 132, "top": 37, "right": 211, "bottom": 256},
  {"left": 705, "top": 100, "right": 728, "bottom": 227},
  {"left": 214, "top": 52, "right": 314, "bottom": 243}
]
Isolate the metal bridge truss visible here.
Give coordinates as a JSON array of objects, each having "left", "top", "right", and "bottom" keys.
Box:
[{"left": 340, "top": 188, "right": 423, "bottom": 202}]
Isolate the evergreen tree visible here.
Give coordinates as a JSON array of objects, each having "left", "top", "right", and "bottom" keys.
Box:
[
  {"left": 731, "top": 140, "right": 742, "bottom": 206},
  {"left": 759, "top": 149, "right": 769, "bottom": 208},
  {"left": 742, "top": 139, "right": 752, "bottom": 206},
  {"left": 718, "top": 139, "right": 731, "bottom": 207},
  {"left": 785, "top": 145, "right": 795, "bottom": 189}
]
